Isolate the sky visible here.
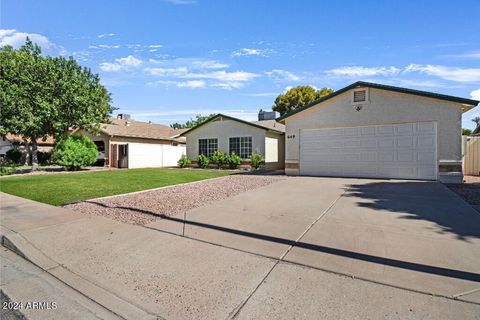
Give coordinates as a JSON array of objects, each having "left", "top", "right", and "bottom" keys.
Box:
[{"left": 1, "top": 0, "right": 479, "bottom": 129}]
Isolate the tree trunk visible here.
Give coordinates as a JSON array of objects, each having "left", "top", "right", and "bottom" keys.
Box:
[{"left": 30, "top": 138, "right": 39, "bottom": 171}]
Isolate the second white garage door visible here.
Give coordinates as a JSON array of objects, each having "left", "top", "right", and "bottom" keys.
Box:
[{"left": 299, "top": 122, "right": 437, "bottom": 180}]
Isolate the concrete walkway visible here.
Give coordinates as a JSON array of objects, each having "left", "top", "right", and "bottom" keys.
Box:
[{"left": 1, "top": 188, "right": 480, "bottom": 319}]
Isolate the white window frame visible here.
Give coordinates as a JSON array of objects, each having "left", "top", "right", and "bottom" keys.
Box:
[
  {"left": 229, "top": 136, "right": 253, "bottom": 159},
  {"left": 198, "top": 138, "right": 218, "bottom": 157}
]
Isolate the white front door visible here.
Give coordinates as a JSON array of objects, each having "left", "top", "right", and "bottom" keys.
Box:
[{"left": 299, "top": 122, "right": 437, "bottom": 180}]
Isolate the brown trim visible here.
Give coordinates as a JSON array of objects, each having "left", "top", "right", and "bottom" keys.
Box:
[
  {"left": 285, "top": 162, "right": 299, "bottom": 169},
  {"left": 439, "top": 164, "right": 462, "bottom": 172}
]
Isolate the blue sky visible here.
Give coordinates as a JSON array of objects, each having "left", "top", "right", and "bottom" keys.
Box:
[{"left": 1, "top": 0, "right": 479, "bottom": 128}]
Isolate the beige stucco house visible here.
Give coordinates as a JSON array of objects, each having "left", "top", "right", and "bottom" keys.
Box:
[
  {"left": 181, "top": 112, "right": 285, "bottom": 170},
  {"left": 278, "top": 81, "right": 478, "bottom": 183},
  {"left": 75, "top": 114, "right": 186, "bottom": 168}
]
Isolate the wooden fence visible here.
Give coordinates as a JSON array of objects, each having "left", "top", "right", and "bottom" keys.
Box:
[{"left": 462, "top": 135, "right": 480, "bottom": 176}]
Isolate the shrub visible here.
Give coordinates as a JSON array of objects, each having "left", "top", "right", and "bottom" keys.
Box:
[
  {"left": 0, "top": 165, "right": 16, "bottom": 176},
  {"left": 178, "top": 154, "right": 191, "bottom": 168},
  {"left": 6, "top": 148, "right": 22, "bottom": 163},
  {"left": 249, "top": 153, "right": 264, "bottom": 170},
  {"left": 210, "top": 151, "right": 227, "bottom": 169},
  {"left": 37, "top": 151, "right": 51, "bottom": 164},
  {"left": 52, "top": 135, "right": 97, "bottom": 171},
  {"left": 226, "top": 152, "right": 241, "bottom": 169},
  {"left": 197, "top": 154, "right": 210, "bottom": 168}
]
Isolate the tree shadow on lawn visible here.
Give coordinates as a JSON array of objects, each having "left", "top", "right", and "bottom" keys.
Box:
[
  {"left": 84, "top": 199, "right": 480, "bottom": 283},
  {"left": 345, "top": 180, "right": 480, "bottom": 241}
]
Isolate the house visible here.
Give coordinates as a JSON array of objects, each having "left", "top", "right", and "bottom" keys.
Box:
[
  {"left": 1, "top": 134, "right": 55, "bottom": 161},
  {"left": 277, "top": 81, "right": 479, "bottom": 183},
  {"left": 181, "top": 111, "right": 285, "bottom": 170},
  {"left": 75, "top": 114, "right": 186, "bottom": 168}
]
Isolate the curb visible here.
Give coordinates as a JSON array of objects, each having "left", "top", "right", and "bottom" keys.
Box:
[{"left": 0, "top": 231, "right": 159, "bottom": 320}]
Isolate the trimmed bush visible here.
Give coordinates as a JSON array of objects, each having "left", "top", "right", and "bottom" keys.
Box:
[
  {"left": 249, "top": 153, "right": 264, "bottom": 170},
  {"left": 210, "top": 151, "right": 227, "bottom": 169},
  {"left": 0, "top": 165, "right": 16, "bottom": 176},
  {"left": 52, "top": 135, "right": 97, "bottom": 171},
  {"left": 226, "top": 152, "right": 241, "bottom": 169},
  {"left": 6, "top": 148, "right": 22, "bottom": 163},
  {"left": 197, "top": 154, "right": 210, "bottom": 168},
  {"left": 178, "top": 154, "right": 191, "bottom": 168}
]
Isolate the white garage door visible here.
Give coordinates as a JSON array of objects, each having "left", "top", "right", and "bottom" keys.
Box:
[{"left": 300, "top": 122, "right": 437, "bottom": 180}]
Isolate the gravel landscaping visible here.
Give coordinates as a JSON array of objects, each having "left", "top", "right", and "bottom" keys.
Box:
[
  {"left": 447, "top": 175, "right": 480, "bottom": 211},
  {"left": 64, "top": 174, "right": 286, "bottom": 225}
]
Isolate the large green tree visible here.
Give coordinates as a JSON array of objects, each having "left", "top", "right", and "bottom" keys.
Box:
[
  {"left": 272, "top": 86, "right": 334, "bottom": 116},
  {"left": 170, "top": 114, "right": 216, "bottom": 129},
  {"left": 0, "top": 38, "right": 114, "bottom": 170}
]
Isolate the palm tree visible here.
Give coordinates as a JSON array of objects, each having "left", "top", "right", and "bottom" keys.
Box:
[{"left": 473, "top": 117, "right": 480, "bottom": 128}]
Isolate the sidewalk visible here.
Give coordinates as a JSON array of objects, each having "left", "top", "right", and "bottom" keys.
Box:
[{"left": 1, "top": 192, "right": 479, "bottom": 319}]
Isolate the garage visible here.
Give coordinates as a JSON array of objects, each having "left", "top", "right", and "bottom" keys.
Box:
[
  {"left": 299, "top": 122, "right": 437, "bottom": 180},
  {"left": 279, "top": 81, "right": 478, "bottom": 183}
]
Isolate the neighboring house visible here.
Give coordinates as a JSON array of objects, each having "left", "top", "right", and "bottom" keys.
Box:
[
  {"left": 75, "top": 114, "right": 186, "bottom": 168},
  {"left": 278, "top": 81, "right": 479, "bottom": 183},
  {"left": 181, "top": 111, "right": 285, "bottom": 170},
  {"left": 0, "top": 134, "right": 55, "bottom": 159}
]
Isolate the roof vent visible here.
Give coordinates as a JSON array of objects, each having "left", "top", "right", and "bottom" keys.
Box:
[{"left": 353, "top": 90, "right": 367, "bottom": 103}]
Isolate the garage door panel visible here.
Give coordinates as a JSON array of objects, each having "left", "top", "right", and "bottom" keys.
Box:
[{"left": 300, "top": 122, "right": 437, "bottom": 180}]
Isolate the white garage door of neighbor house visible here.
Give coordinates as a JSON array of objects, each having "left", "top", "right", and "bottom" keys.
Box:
[{"left": 299, "top": 122, "right": 437, "bottom": 180}]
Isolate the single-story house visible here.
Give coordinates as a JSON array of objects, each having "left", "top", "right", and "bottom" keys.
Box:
[
  {"left": 181, "top": 111, "right": 285, "bottom": 170},
  {"left": 1, "top": 134, "right": 55, "bottom": 162},
  {"left": 75, "top": 114, "right": 186, "bottom": 168},
  {"left": 277, "top": 81, "right": 479, "bottom": 183}
]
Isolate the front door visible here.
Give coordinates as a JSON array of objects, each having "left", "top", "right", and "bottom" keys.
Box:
[{"left": 118, "top": 144, "right": 129, "bottom": 168}]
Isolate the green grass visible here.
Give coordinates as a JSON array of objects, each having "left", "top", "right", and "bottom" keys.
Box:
[{"left": 0, "top": 168, "right": 232, "bottom": 206}]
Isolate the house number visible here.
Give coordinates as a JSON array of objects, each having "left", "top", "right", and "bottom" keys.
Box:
[{"left": 287, "top": 134, "right": 296, "bottom": 139}]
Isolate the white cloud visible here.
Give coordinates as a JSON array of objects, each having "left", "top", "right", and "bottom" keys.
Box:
[
  {"left": 442, "top": 51, "right": 480, "bottom": 60},
  {"left": 266, "top": 69, "right": 301, "bottom": 82},
  {"left": 184, "top": 70, "right": 259, "bottom": 82},
  {"left": 177, "top": 80, "right": 206, "bottom": 88},
  {"left": 191, "top": 60, "right": 229, "bottom": 69},
  {"left": 149, "top": 44, "right": 163, "bottom": 48},
  {"left": 89, "top": 44, "right": 120, "bottom": 49},
  {"left": 471, "top": 88, "right": 480, "bottom": 100},
  {"left": 405, "top": 64, "right": 480, "bottom": 82},
  {"left": 0, "top": 29, "right": 52, "bottom": 50},
  {"left": 98, "top": 33, "right": 115, "bottom": 38},
  {"left": 327, "top": 66, "right": 401, "bottom": 77},
  {"left": 146, "top": 79, "right": 206, "bottom": 89},
  {"left": 100, "top": 55, "right": 142, "bottom": 72},
  {"left": 232, "top": 48, "right": 273, "bottom": 57},
  {"left": 144, "top": 67, "right": 188, "bottom": 76}
]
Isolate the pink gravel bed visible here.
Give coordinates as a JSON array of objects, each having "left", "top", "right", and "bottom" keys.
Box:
[{"left": 64, "top": 174, "right": 286, "bottom": 225}]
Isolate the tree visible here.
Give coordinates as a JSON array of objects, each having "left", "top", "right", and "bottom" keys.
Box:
[
  {"left": 0, "top": 38, "right": 113, "bottom": 171},
  {"left": 272, "top": 86, "right": 334, "bottom": 116},
  {"left": 170, "top": 114, "right": 215, "bottom": 129},
  {"left": 472, "top": 117, "right": 480, "bottom": 127},
  {"left": 462, "top": 128, "right": 472, "bottom": 136},
  {"left": 52, "top": 135, "right": 98, "bottom": 171}
]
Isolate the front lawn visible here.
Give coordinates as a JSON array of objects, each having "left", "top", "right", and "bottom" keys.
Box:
[{"left": 0, "top": 168, "right": 232, "bottom": 206}]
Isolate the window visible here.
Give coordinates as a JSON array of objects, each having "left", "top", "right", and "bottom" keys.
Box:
[
  {"left": 353, "top": 90, "right": 366, "bottom": 103},
  {"left": 198, "top": 138, "right": 217, "bottom": 157},
  {"left": 229, "top": 137, "right": 252, "bottom": 159}
]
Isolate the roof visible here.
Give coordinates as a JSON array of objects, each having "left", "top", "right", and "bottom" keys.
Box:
[
  {"left": 277, "top": 81, "right": 480, "bottom": 121},
  {"left": 100, "top": 118, "right": 186, "bottom": 141},
  {"left": 251, "top": 120, "right": 286, "bottom": 132},
  {"left": 5, "top": 133, "right": 55, "bottom": 145},
  {"left": 180, "top": 113, "right": 285, "bottom": 136}
]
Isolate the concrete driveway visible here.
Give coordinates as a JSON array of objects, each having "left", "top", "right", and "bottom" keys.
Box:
[
  {"left": 2, "top": 176, "right": 480, "bottom": 319},
  {"left": 149, "top": 176, "right": 480, "bottom": 303}
]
